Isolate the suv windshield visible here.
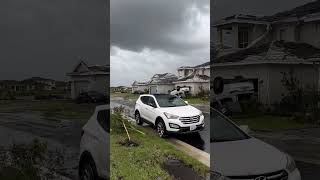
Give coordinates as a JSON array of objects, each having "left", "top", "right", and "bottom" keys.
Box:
[
  {"left": 211, "top": 108, "right": 249, "bottom": 142},
  {"left": 154, "top": 94, "right": 187, "bottom": 107}
]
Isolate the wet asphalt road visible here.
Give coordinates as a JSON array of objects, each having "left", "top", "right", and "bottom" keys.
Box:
[
  {"left": 110, "top": 98, "right": 210, "bottom": 153},
  {"left": 0, "top": 112, "right": 83, "bottom": 179},
  {"left": 254, "top": 129, "right": 320, "bottom": 179}
]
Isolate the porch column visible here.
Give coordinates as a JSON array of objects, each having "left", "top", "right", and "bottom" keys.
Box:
[{"left": 232, "top": 24, "right": 239, "bottom": 49}]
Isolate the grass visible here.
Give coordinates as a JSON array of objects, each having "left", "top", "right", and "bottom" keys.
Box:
[
  {"left": 111, "top": 92, "right": 140, "bottom": 101},
  {"left": 182, "top": 96, "right": 209, "bottom": 105},
  {"left": 233, "top": 115, "right": 318, "bottom": 132},
  {"left": 110, "top": 114, "right": 208, "bottom": 180},
  {"left": 0, "top": 100, "right": 95, "bottom": 120}
]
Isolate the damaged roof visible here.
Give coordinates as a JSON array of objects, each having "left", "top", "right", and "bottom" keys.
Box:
[
  {"left": 149, "top": 73, "right": 178, "bottom": 85},
  {"left": 178, "top": 61, "right": 210, "bottom": 69},
  {"left": 132, "top": 81, "right": 150, "bottom": 86},
  {"left": 213, "top": 14, "right": 268, "bottom": 26},
  {"left": 213, "top": 41, "right": 320, "bottom": 64},
  {"left": 176, "top": 71, "right": 209, "bottom": 83},
  {"left": 214, "top": 1, "right": 320, "bottom": 26},
  {"left": 260, "top": 0, "right": 320, "bottom": 22}
]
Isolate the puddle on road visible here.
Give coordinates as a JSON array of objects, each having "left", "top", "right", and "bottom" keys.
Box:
[
  {"left": 162, "top": 158, "right": 203, "bottom": 180},
  {"left": 173, "top": 133, "right": 205, "bottom": 151}
]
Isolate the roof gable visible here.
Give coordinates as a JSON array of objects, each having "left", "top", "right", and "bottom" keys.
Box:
[{"left": 72, "top": 61, "right": 90, "bottom": 73}]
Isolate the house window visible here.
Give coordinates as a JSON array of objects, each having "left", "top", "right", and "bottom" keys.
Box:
[
  {"left": 238, "top": 27, "right": 249, "bottom": 48},
  {"left": 315, "top": 23, "right": 320, "bottom": 32},
  {"left": 280, "top": 29, "right": 287, "bottom": 41}
]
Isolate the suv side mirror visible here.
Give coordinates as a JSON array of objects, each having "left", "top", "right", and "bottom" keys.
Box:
[
  {"left": 239, "top": 125, "right": 250, "bottom": 134},
  {"left": 185, "top": 101, "right": 189, "bottom": 104}
]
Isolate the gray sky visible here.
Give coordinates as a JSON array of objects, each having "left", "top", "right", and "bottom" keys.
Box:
[
  {"left": 110, "top": 0, "right": 210, "bottom": 86},
  {"left": 0, "top": 0, "right": 109, "bottom": 81},
  {"left": 212, "top": 0, "right": 315, "bottom": 43}
]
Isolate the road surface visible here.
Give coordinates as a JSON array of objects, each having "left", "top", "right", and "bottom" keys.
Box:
[
  {"left": 254, "top": 128, "right": 320, "bottom": 179},
  {"left": 0, "top": 112, "right": 83, "bottom": 179}
]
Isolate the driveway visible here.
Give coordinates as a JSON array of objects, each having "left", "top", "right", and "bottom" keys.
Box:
[
  {"left": 253, "top": 128, "right": 320, "bottom": 179},
  {"left": 110, "top": 97, "right": 210, "bottom": 153},
  {"left": 0, "top": 112, "right": 84, "bottom": 179}
]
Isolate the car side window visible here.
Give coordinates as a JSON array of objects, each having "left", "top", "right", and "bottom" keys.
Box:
[
  {"left": 97, "top": 109, "right": 109, "bottom": 133},
  {"left": 140, "top": 96, "right": 149, "bottom": 105},
  {"left": 148, "top": 97, "right": 157, "bottom": 108}
]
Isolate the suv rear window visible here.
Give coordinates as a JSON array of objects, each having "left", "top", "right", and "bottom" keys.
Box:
[{"left": 97, "top": 109, "right": 109, "bottom": 133}]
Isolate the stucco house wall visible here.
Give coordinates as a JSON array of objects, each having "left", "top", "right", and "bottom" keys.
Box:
[{"left": 299, "top": 22, "right": 320, "bottom": 48}]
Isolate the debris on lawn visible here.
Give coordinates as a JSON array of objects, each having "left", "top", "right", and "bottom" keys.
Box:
[
  {"left": 0, "top": 138, "right": 66, "bottom": 180},
  {"left": 118, "top": 138, "right": 139, "bottom": 147}
]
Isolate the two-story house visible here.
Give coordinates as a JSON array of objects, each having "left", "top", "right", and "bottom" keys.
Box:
[
  {"left": 67, "top": 61, "right": 109, "bottom": 99},
  {"left": 131, "top": 81, "right": 149, "bottom": 94},
  {"left": 212, "top": 1, "right": 320, "bottom": 105},
  {"left": 174, "top": 62, "right": 210, "bottom": 95},
  {"left": 148, "top": 73, "right": 178, "bottom": 94}
]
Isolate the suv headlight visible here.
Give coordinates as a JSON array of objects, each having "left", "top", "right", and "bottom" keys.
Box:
[
  {"left": 211, "top": 171, "right": 231, "bottom": 180},
  {"left": 164, "top": 112, "right": 179, "bottom": 119},
  {"left": 286, "top": 154, "right": 296, "bottom": 172},
  {"left": 199, "top": 112, "right": 204, "bottom": 117}
]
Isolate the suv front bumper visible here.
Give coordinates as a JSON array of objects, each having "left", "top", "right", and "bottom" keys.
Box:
[{"left": 164, "top": 115, "right": 205, "bottom": 134}]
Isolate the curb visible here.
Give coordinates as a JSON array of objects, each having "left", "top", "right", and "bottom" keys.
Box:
[{"left": 168, "top": 138, "right": 210, "bottom": 168}]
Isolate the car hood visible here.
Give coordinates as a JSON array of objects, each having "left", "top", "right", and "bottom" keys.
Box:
[
  {"left": 211, "top": 137, "right": 287, "bottom": 176},
  {"left": 159, "top": 105, "right": 201, "bottom": 117}
]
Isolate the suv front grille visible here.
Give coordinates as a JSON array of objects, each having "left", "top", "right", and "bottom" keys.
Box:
[
  {"left": 179, "top": 115, "right": 200, "bottom": 124},
  {"left": 228, "top": 170, "right": 288, "bottom": 180}
]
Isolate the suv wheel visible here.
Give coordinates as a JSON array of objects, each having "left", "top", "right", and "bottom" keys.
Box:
[
  {"left": 135, "top": 112, "right": 143, "bottom": 125},
  {"left": 156, "top": 120, "right": 167, "bottom": 138},
  {"left": 79, "top": 158, "right": 98, "bottom": 180}
]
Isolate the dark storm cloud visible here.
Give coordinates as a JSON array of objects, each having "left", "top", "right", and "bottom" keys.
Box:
[
  {"left": 111, "top": 0, "right": 209, "bottom": 54},
  {"left": 110, "top": 0, "right": 210, "bottom": 86},
  {"left": 0, "top": 0, "right": 109, "bottom": 80}
]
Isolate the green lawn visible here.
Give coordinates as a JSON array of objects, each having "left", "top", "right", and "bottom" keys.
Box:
[
  {"left": 110, "top": 114, "right": 208, "bottom": 180},
  {"left": 233, "top": 115, "right": 318, "bottom": 132},
  {"left": 0, "top": 100, "right": 95, "bottom": 120},
  {"left": 182, "top": 96, "right": 209, "bottom": 105},
  {"left": 111, "top": 92, "right": 139, "bottom": 101}
]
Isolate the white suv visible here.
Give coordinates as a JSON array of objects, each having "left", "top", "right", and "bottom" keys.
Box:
[
  {"left": 79, "top": 105, "right": 109, "bottom": 180},
  {"left": 134, "top": 94, "right": 205, "bottom": 137}
]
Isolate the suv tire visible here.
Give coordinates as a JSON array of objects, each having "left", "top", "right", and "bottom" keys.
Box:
[
  {"left": 79, "top": 157, "right": 98, "bottom": 180},
  {"left": 156, "top": 119, "right": 167, "bottom": 138},
  {"left": 135, "top": 111, "right": 143, "bottom": 125}
]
